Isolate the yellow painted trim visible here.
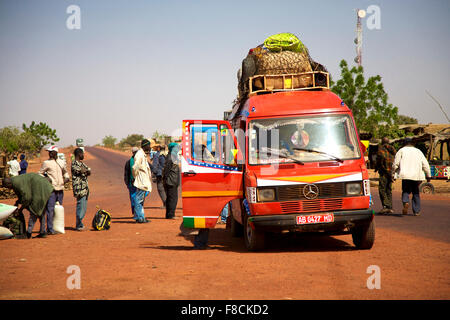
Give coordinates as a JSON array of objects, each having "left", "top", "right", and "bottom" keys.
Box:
[
  {"left": 273, "top": 173, "right": 349, "bottom": 183},
  {"left": 182, "top": 190, "right": 243, "bottom": 198},
  {"left": 194, "top": 218, "right": 206, "bottom": 228}
]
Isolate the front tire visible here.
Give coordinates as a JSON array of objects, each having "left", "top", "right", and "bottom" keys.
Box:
[
  {"left": 352, "top": 219, "right": 375, "bottom": 250},
  {"left": 230, "top": 215, "right": 244, "bottom": 237},
  {"left": 244, "top": 215, "right": 266, "bottom": 251}
]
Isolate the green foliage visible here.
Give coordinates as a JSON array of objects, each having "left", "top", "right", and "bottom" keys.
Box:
[
  {"left": 396, "top": 114, "right": 418, "bottom": 125},
  {"left": 0, "top": 126, "right": 40, "bottom": 156},
  {"left": 102, "top": 135, "right": 117, "bottom": 148},
  {"left": 152, "top": 131, "right": 169, "bottom": 144},
  {"left": 0, "top": 127, "right": 20, "bottom": 155},
  {"left": 22, "top": 121, "right": 59, "bottom": 152},
  {"left": 119, "top": 134, "right": 144, "bottom": 148},
  {"left": 331, "top": 60, "right": 405, "bottom": 140}
]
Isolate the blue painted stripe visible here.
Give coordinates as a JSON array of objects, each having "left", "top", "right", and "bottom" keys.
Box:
[{"left": 187, "top": 159, "right": 238, "bottom": 171}]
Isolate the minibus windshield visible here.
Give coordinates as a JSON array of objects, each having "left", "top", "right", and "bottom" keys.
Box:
[{"left": 248, "top": 114, "right": 361, "bottom": 165}]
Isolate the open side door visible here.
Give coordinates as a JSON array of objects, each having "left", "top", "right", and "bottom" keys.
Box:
[{"left": 181, "top": 120, "right": 243, "bottom": 229}]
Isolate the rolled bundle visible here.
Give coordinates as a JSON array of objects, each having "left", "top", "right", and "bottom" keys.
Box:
[{"left": 263, "top": 33, "right": 307, "bottom": 53}]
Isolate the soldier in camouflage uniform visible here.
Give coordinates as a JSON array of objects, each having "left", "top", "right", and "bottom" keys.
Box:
[{"left": 375, "top": 137, "right": 397, "bottom": 214}]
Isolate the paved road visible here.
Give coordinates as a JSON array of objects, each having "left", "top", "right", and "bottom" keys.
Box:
[
  {"left": 88, "top": 146, "right": 450, "bottom": 243},
  {"left": 371, "top": 189, "right": 450, "bottom": 244},
  {"left": 86, "top": 146, "right": 168, "bottom": 208}
]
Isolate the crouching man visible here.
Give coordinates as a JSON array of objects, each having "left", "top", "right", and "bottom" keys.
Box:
[{"left": 2, "top": 173, "right": 54, "bottom": 238}]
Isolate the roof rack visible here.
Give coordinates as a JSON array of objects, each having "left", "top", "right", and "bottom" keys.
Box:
[{"left": 248, "top": 71, "right": 330, "bottom": 96}]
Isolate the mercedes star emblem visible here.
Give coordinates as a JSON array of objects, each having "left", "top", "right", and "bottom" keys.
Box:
[{"left": 303, "top": 184, "right": 319, "bottom": 200}]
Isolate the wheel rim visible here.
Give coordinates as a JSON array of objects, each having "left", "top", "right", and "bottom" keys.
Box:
[{"left": 422, "top": 186, "right": 433, "bottom": 194}]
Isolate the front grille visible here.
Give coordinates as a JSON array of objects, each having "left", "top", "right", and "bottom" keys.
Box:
[
  {"left": 280, "top": 199, "right": 343, "bottom": 213},
  {"left": 277, "top": 182, "right": 347, "bottom": 201}
]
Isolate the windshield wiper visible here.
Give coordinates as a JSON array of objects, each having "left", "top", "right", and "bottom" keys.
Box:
[
  {"left": 293, "top": 147, "right": 344, "bottom": 163},
  {"left": 261, "top": 149, "right": 305, "bottom": 165}
]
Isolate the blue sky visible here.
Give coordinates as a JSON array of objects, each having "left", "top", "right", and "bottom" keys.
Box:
[{"left": 1, "top": 0, "right": 449, "bottom": 146}]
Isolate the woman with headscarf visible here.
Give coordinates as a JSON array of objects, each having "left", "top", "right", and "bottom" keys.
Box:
[{"left": 163, "top": 143, "right": 181, "bottom": 219}]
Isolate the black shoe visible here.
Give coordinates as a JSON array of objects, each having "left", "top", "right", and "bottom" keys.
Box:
[
  {"left": 36, "top": 233, "right": 47, "bottom": 238},
  {"left": 137, "top": 219, "right": 150, "bottom": 223},
  {"left": 26, "top": 231, "right": 32, "bottom": 239}
]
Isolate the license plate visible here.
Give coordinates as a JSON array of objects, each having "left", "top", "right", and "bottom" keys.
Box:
[{"left": 296, "top": 213, "right": 334, "bottom": 225}]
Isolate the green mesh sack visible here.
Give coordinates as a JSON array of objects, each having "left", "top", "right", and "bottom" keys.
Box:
[{"left": 263, "top": 33, "right": 306, "bottom": 53}]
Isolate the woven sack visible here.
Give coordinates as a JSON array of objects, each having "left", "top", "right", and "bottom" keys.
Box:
[{"left": 255, "top": 51, "right": 312, "bottom": 75}]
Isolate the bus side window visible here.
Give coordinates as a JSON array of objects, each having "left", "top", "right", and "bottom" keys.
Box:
[
  {"left": 220, "top": 125, "right": 237, "bottom": 166},
  {"left": 191, "top": 124, "right": 219, "bottom": 163}
]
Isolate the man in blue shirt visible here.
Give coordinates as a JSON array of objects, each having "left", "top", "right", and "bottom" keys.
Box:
[{"left": 19, "top": 154, "right": 28, "bottom": 175}]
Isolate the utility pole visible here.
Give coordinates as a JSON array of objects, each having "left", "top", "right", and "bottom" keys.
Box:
[{"left": 354, "top": 9, "right": 366, "bottom": 66}]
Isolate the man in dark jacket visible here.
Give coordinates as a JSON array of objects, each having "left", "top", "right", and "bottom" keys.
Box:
[
  {"left": 375, "top": 137, "right": 396, "bottom": 214},
  {"left": 163, "top": 143, "right": 180, "bottom": 219},
  {"left": 124, "top": 147, "right": 138, "bottom": 216},
  {"left": 151, "top": 144, "right": 167, "bottom": 207},
  {"left": 2, "top": 173, "right": 54, "bottom": 238},
  {"left": 19, "top": 154, "right": 28, "bottom": 175}
]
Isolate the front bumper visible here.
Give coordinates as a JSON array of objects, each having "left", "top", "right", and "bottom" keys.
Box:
[{"left": 248, "top": 209, "right": 374, "bottom": 234}]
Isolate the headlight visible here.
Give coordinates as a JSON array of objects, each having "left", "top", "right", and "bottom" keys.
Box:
[
  {"left": 257, "top": 188, "right": 275, "bottom": 202},
  {"left": 346, "top": 182, "right": 362, "bottom": 195}
]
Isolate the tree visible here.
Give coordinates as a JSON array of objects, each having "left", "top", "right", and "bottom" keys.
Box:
[
  {"left": 396, "top": 114, "right": 418, "bottom": 125},
  {"left": 0, "top": 126, "right": 38, "bottom": 157},
  {"left": 152, "top": 131, "right": 169, "bottom": 144},
  {"left": 102, "top": 135, "right": 117, "bottom": 148},
  {"left": 119, "top": 134, "right": 144, "bottom": 148},
  {"left": 0, "top": 127, "right": 20, "bottom": 156},
  {"left": 331, "top": 60, "right": 404, "bottom": 139},
  {"left": 22, "top": 121, "right": 59, "bottom": 152}
]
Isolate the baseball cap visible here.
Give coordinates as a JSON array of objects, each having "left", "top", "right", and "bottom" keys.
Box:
[
  {"left": 47, "top": 145, "right": 59, "bottom": 152},
  {"left": 141, "top": 139, "right": 156, "bottom": 148},
  {"left": 141, "top": 139, "right": 150, "bottom": 147}
]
